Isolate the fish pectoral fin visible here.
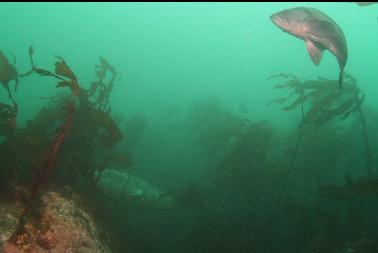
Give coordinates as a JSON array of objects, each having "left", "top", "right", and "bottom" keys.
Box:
[{"left": 305, "top": 40, "right": 324, "bottom": 65}]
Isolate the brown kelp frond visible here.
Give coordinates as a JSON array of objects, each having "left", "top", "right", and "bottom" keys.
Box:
[
  {"left": 54, "top": 57, "right": 79, "bottom": 96},
  {"left": 27, "top": 47, "right": 80, "bottom": 97},
  {"left": 4, "top": 46, "right": 125, "bottom": 251},
  {"left": 302, "top": 91, "right": 343, "bottom": 124},
  {"left": 96, "top": 56, "right": 116, "bottom": 77},
  {"left": 29, "top": 48, "right": 81, "bottom": 185},
  {"left": 0, "top": 50, "right": 19, "bottom": 99},
  {"left": 89, "top": 108, "right": 123, "bottom": 149},
  {"left": 188, "top": 98, "right": 253, "bottom": 156},
  {"left": 89, "top": 56, "right": 118, "bottom": 113},
  {"left": 10, "top": 47, "right": 80, "bottom": 248},
  {"left": 0, "top": 50, "right": 10, "bottom": 68},
  {"left": 0, "top": 102, "right": 17, "bottom": 135},
  {"left": 266, "top": 97, "right": 287, "bottom": 106},
  {"left": 28, "top": 47, "right": 64, "bottom": 81},
  {"left": 268, "top": 73, "right": 363, "bottom": 125},
  {"left": 282, "top": 93, "right": 310, "bottom": 111},
  {"left": 55, "top": 56, "right": 77, "bottom": 82},
  {"left": 266, "top": 73, "right": 298, "bottom": 81},
  {"left": 215, "top": 120, "right": 274, "bottom": 185}
]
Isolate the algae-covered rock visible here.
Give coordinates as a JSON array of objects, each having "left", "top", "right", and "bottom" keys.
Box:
[
  {"left": 2, "top": 188, "right": 113, "bottom": 253},
  {"left": 0, "top": 202, "right": 22, "bottom": 248}
]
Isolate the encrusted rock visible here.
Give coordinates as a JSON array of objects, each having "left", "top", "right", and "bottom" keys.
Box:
[{"left": 2, "top": 188, "right": 113, "bottom": 253}]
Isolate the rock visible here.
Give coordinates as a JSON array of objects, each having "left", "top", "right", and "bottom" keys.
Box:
[
  {"left": 0, "top": 202, "right": 22, "bottom": 248},
  {"left": 2, "top": 188, "right": 113, "bottom": 253}
]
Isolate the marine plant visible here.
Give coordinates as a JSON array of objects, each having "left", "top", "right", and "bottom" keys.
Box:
[
  {"left": 215, "top": 120, "right": 274, "bottom": 187},
  {"left": 3, "top": 47, "right": 124, "bottom": 251},
  {"left": 8, "top": 47, "right": 80, "bottom": 248},
  {"left": 268, "top": 73, "right": 372, "bottom": 176},
  {"left": 88, "top": 56, "right": 118, "bottom": 113},
  {"left": 188, "top": 98, "right": 251, "bottom": 157},
  {"left": 266, "top": 73, "right": 369, "bottom": 246},
  {"left": 0, "top": 50, "right": 19, "bottom": 105}
]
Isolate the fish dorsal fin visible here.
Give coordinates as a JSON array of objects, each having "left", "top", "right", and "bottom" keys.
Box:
[{"left": 305, "top": 40, "right": 324, "bottom": 65}]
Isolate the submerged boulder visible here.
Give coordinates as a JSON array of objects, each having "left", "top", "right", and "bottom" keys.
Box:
[
  {"left": 2, "top": 188, "right": 113, "bottom": 253},
  {"left": 0, "top": 202, "right": 22, "bottom": 248}
]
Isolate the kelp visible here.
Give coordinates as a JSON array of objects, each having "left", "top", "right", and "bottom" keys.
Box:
[
  {"left": 267, "top": 73, "right": 364, "bottom": 125},
  {"left": 89, "top": 56, "right": 118, "bottom": 113},
  {"left": 0, "top": 102, "right": 17, "bottom": 136},
  {"left": 20, "top": 96, "right": 124, "bottom": 191},
  {"left": 22, "top": 53, "right": 122, "bottom": 189},
  {"left": 319, "top": 174, "right": 378, "bottom": 200},
  {"left": 88, "top": 108, "right": 123, "bottom": 148},
  {"left": 55, "top": 56, "right": 77, "bottom": 82},
  {"left": 27, "top": 47, "right": 80, "bottom": 191},
  {"left": 0, "top": 130, "right": 46, "bottom": 186},
  {"left": 216, "top": 120, "right": 274, "bottom": 183},
  {"left": 269, "top": 74, "right": 372, "bottom": 177},
  {"left": 188, "top": 98, "right": 251, "bottom": 156},
  {"left": 266, "top": 97, "right": 288, "bottom": 106},
  {"left": 9, "top": 47, "right": 80, "bottom": 249},
  {"left": 266, "top": 73, "right": 372, "bottom": 241},
  {"left": 0, "top": 51, "right": 20, "bottom": 130},
  {"left": 0, "top": 50, "right": 19, "bottom": 100},
  {"left": 0, "top": 46, "right": 125, "bottom": 251}
]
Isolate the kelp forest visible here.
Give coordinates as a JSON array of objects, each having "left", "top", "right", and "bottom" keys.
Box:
[
  {"left": 1, "top": 2, "right": 378, "bottom": 253},
  {"left": 0, "top": 45, "right": 377, "bottom": 253}
]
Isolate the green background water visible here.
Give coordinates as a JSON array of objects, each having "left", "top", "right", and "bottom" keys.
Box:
[{"left": 1, "top": 2, "right": 376, "bottom": 128}]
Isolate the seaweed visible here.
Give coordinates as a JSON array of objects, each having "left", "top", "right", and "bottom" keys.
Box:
[
  {"left": 215, "top": 120, "right": 274, "bottom": 186},
  {"left": 266, "top": 73, "right": 373, "bottom": 245},
  {"left": 9, "top": 47, "right": 80, "bottom": 249},
  {"left": 0, "top": 102, "right": 17, "bottom": 136},
  {"left": 89, "top": 56, "right": 118, "bottom": 113},
  {"left": 188, "top": 98, "right": 251, "bottom": 157},
  {"left": 319, "top": 174, "right": 378, "bottom": 200},
  {"left": 267, "top": 73, "right": 364, "bottom": 125},
  {"left": 0, "top": 50, "right": 19, "bottom": 99},
  {"left": 0, "top": 44, "right": 126, "bottom": 251},
  {"left": 268, "top": 73, "right": 371, "bottom": 177}
]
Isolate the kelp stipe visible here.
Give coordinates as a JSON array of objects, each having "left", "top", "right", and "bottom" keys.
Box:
[{"left": 8, "top": 47, "right": 79, "bottom": 249}]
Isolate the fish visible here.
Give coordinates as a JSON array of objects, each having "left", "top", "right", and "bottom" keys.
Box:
[
  {"left": 96, "top": 168, "right": 174, "bottom": 208},
  {"left": 270, "top": 7, "right": 348, "bottom": 89},
  {"left": 355, "top": 2, "right": 378, "bottom": 6}
]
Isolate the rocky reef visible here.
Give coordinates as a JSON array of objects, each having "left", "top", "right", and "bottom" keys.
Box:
[{"left": 1, "top": 188, "right": 113, "bottom": 253}]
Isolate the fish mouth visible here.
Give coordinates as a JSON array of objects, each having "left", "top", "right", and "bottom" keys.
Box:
[{"left": 270, "top": 13, "right": 281, "bottom": 26}]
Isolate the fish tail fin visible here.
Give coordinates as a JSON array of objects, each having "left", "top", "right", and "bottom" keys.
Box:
[{"left": 338, "top": 69, "right": 344, "bottom": 89}]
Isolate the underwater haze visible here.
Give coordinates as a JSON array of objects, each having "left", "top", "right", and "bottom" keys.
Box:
[
  {"left": 1, "top": 2, "right": 377, "bottom": 126},
  {"left": 1, "top": 2, "right": 378, "bottom": 253}
]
